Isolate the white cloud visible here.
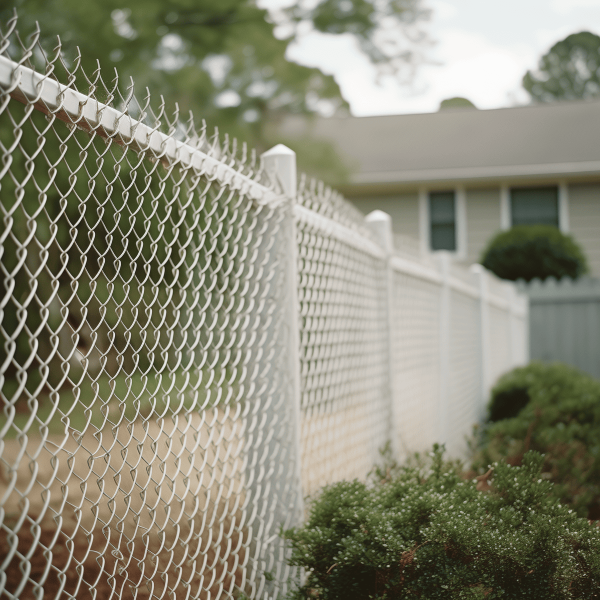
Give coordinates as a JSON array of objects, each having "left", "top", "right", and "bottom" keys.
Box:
[
  {"left": 285, "top": 26, "right": 538, "bottom": 116},
  {"left": 551, "top": 0, "right": 600, "bottom": 15},
  {"left": 429, "top": 29, "right": 535, "bottom": 103},
  {"left": 269, "top": 1, "right": 600, "bottom": 116},
  {"left": 427, "top": 0, "right": 458, "bottom": 21},
  {"left": 535, "top": 24, "right": 600, "bottom": 51}
]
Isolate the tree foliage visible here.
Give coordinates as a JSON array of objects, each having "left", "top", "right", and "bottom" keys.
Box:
[
  {"left": 523, "top": 31, "right": 600, "bottom": 102},
  {"left": 438, "top": 96, "right": 476, "bottom": 110},
  {"left": 1, "top": 0, "right": 430, "bottom": 170},
  {"left": 0, "top": 1, "right": 430, "bottom": 393},
  {"left": 281, "top": 0, "right": 431, "bottom": 83}
]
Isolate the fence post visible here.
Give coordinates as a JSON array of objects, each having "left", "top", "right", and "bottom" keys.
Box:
[
  {"left": 470, "top": 264, "right": 490, "bottom": 418},
  {"left": 521, "top": 287, "right": 530, "bottom": 366},
  {"left": 507, "top": 284, "right": 516, "bottom": 369},
  {"left": 508, "top": 284, "right": 527, "bottom": 368},
  {"left": 260, "top": 144, "right": 305, "bottom": 589},
  {"left": 365, "top": 210, "right": 400, "bottom": 460},
  {"left": 437, "top": 252, "right": 451, "bottom": 446},
  {"left": 514, "top": 280, "right": 530, "bottom": 369}
]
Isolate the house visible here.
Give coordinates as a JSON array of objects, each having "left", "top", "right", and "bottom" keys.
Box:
[{"left": 281, "top": 100, "right": 600, "bottom": 276}]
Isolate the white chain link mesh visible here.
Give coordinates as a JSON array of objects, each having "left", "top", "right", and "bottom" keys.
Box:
[
  {"left": 0, "top": 17, "right": 301, "bottom": 600},
  {"left": 391, "top": 270, "right": 442, "bottom": 457},
  {"left": 296, "top": 178, "right": 378, "bottom": 242},
  {"left": 446, "top": 286, "right": 482, "bottom": 456},
  {"left": 0, "top": 15, "right": 529, "bottom": 600},
  {"left": 295, "top": 178, "right": 391, "bottom": 496}
]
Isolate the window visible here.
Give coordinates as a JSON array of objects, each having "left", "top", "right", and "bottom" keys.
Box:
[
  {"left": 511, "top": 186, "right": 559, "bottom": 227},
  {"left": 429, "top": 191, "right": 456, "bottom": 251}
]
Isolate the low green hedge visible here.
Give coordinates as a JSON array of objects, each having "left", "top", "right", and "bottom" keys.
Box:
[
  {"left": 283, "top": 448, "right": 600, "bottom": 599},
  {"left": 474, "top": 362, "right": 600, "bottom": 519}
]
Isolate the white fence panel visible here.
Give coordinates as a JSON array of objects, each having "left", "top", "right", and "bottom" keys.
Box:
[
  {"left": 386, "top": 253, "right": 528, "bottom": 461},
  {"left": 0, "top": 18, "right": 529, "bottom": 599}
]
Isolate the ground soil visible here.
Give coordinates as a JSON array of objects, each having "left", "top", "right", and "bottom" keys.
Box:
[
  {"left": 0, "top": 510, "right": 246, "bottom": 599},
  {"left": 0, "top": 411, "right": 248, "bottom": 599}
]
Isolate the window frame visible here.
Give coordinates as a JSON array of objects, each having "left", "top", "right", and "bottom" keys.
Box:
[
  {"left": 500, "top": 182, "right": 569, "bottom": 233},
  {"left": 429, "top": 190, "right": 457, "bottom": 251},
  {"left": 510, "top": 186, "right": 559, "bottom": 228},
  {"left": 419, "top": 186, "right": 467, "bottom": 258}
]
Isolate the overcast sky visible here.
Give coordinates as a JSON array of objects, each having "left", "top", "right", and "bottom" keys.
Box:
[{"left": 259, "top": 0, "right": 600, "bottom": 116}]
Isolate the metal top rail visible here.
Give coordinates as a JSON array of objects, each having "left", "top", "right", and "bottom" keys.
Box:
[{"left": 0, "top": 54, "right": 283, "bottom": 207}]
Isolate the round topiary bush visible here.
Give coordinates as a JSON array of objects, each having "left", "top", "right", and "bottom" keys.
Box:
[
  {"left": 487, "top": 361, "right": 554, "bottom": 422},
  {"left": 489, "top": 385, "right": 530, "bottom": 422},
  {"left": 480, "top": 225, "right": 588, "bottom": 282}
]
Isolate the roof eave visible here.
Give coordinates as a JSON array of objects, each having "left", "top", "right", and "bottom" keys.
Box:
[
  {"left": 353, "top": 160, "right": 600, "bottom": 185},
  {"left": 337, "top": 161, "right": 600, "bottom": 195}
]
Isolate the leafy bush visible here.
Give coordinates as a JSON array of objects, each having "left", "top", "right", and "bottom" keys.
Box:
[
  {"left": 487, "top": 362, "right": 561, "bottom": 422},
  {"left": 480, "top": 225, "right": 588, "bottom": 282},
  {"left": 283, "top": 447, "right": 600, "bottom": 599},
  {"left": 474, "top": 362, "right": 600, "bottom": 519}
]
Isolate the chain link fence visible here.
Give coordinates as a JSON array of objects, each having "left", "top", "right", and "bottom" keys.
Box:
[{"left": 0, "top": 17, "right": 528, "bottom": 600}]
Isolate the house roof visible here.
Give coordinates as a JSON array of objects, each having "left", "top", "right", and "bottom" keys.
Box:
[{"left": 282, "top": 100, "right": 600, "bottom": 190}]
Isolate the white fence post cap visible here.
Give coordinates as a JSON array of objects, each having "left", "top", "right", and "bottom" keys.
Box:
[
  {"left": 365, "top": 210, "right": 394, "bottom": 253},
  {"left": 262, "top": 144, "right": 297, "bottom": 199},
  {"left": 365, "top": 209, "right": 391, "bottom": 224},
  {"left": 262, "top": 143, "right": 295, "bottom": 157}
]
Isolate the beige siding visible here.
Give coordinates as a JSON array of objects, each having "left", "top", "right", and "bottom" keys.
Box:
[
  {"left": 568, "top": 183, "right": 600, "bottom": 277},
  {"left": 465, "top": 188, "right": 501, "bottom": 264},
  {"left": 349, "top": 193, "right": 420, "bottom": 239}
]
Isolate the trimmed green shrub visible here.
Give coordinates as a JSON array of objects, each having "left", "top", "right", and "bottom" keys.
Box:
[
  {"left": 283, "top": 448, "right": 600, "bottom": 599},
  {"left": 489, "top": 386, "right": 530, "bottom": 422},
  {"left": 480, "top": 225, "right": 588, "bottom": 282},
  {"left": 474, "top": 362, "right": 600, "bottom": 519},
  {"left": 487, "top": 362, "right": 560, "bottom": 422}
]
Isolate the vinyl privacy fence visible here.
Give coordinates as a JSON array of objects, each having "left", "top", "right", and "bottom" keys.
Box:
[
  {"left": 0, "top": 21, "right": 528, "bottom": 600},
  {"left": 518, "top": 277, "right": 600, "bottom": 380}
]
